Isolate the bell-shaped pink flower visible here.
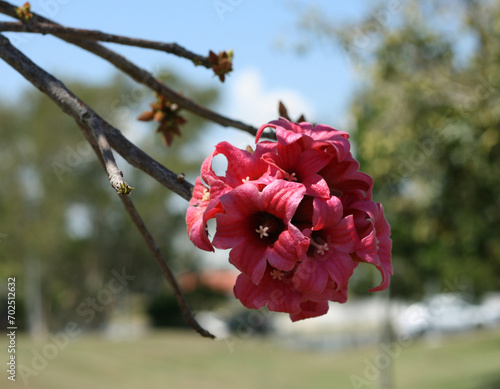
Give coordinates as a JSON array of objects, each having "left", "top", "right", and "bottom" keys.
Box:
[
  {"left": 257, "top": 118, "right": 351, "bottom": 163},
  {"left": 233, "top": 264, "right": 303, "bottom": 314},
  {"left": 318, "top": 154, "right": 373, "bottom": 200},
  {"left": 186, "top": 117, "right": 393, "bottom": 322},
  {"left": 202, "top": 141, "right": 277, "bottom": 188},
  {"left": 212, "top": 180, "right": 308, "bottom": 284},
  {"left": 293, "top": 198, "right": 359, "bottom": 296},
  {"left": 261, "top": 138, "right": 333, "bottom": 198}
]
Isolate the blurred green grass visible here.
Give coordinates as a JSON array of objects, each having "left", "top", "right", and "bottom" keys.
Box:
[{"left": 1, "top": 328, "right": 499, "bottom": 389}]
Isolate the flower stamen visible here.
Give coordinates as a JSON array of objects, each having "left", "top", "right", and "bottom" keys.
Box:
[
  {"left": 242, "top": 176, "right": 250, "bottom": 183},
  {"left": 255, "top": 225, "right": 269, "bottom": 239},
  {"left": 285, "top": 172, "right": 298, "bottom": 182},
  {"left": 270, "top": 269, "right": 284, "bottom": 280},
  {"left": 202, "top": 188, "right": 210, "bottom": 202},
  {"left": 310, "top": 239, "right": 329, "bottom": 256}
]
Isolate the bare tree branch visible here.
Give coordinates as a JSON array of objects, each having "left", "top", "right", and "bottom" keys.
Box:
[
  {"left": 0, "top": 21, "right": 212, "bottom": 68},
  {"left": 76, "top": 125, "right": 214, "bottom": 339},
  {"left": 0, "top": 0, "right": 262, "bottom": 138},
  {"left": 90, "top": 117, "right": 134, "bottom": 195},
  {"left": 0, "top": 2, "right": 273, "bottom": 339},
  {"left": 0, "top": 33, "right": 194, "bottom": 200},
  {"left": 0, "top": 32, "right": 214, "bottom": 339}
]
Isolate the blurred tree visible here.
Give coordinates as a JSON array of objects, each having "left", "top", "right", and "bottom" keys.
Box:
[
  {"left": 0, "top": 71, "right": 219, "bottom": 331},
  {"left": 297, "top": 0, "right": 500, "bottom": 298}
]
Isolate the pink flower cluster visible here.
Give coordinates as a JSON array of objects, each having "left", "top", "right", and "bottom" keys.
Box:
[{"left": 186, "top": 118, "right": 392, "bottom": 321}]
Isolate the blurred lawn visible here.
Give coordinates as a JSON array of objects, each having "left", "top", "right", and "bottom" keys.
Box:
[{"left": 1, "top": 327, "right": 499, "bottom": 389}]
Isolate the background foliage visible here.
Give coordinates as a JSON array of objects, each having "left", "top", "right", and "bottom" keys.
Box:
[
  {"left": 299, "top": 0, "right": 500, "bottom": 298},
  {"left": 0, "top": 72, "right": 220, "bottom": 331},
  {"left": 1, "top": 0, "right": 500, "bottom": 334}
]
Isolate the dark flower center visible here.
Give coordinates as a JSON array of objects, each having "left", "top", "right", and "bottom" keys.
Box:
[
  {"left": 308, "top": 231, "right": 329, "bottom": 257},
  {"left": 252, "top": 212, "right": 285, "bottom": 242},
  {"left": 285, "top": 171, "right": 299, "bottom": 182}
]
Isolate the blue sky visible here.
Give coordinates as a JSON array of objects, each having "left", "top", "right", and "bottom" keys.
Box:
[
  {"left": 0, "top": 0, "right": 369, "bottom": 137},
  {"left": 0, "top": 1, "right": 382, "bottom": 269}
]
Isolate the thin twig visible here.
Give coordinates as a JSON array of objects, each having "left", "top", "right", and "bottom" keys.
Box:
[
  {"left": 90, "top": 117, "right": 133, "bottom": 195},
  {"left": 120, "top": 195, "right": 215, "bottom": 339},
  {"left": 0, "top": 33, "right": 194, "bottom": 200},
  {"left": 0, "top": 1, "right": 262, "bottom": 138},
  {"left": 77, "top": 123, "right": 214, "bottom": 339},
  {"left": 0, "top": 21, "right": 212, "bottom": 68}
]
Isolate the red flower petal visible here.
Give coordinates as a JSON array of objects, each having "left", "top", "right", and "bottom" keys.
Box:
[
  {"left": 213, "top": 180, "right": 306, "bottom": 282},
  {"left": 267, "top": 226, "right": 308, "bottom": 271},
  {"left": 234, "top": 268, "right": 303, "bottom": 314},
  {"left": 290, "top": 300, "right": 329, "bottom": 322},
  {"left": 322, "top": 251, "right": 355, "bottom": 290},
  {"left": 312, "top": 196, "right": 343, "bottom": 230},
  {"left": 229, "top": 242, "right": 268, "bottom": 285},
  {"left": 293, "top": 256, "right": 329, "bottom": 295},
  {"left": 260, "top": 180, "right": 306, "bottom": 222},
  {"left": 327, "top": 215, "right": 359, "bottom": 253},
  {"left": 186, "top": 177, "right": 214, "bottom": 251}
]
